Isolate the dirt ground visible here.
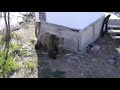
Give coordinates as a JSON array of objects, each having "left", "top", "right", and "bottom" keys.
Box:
[
  {"left": 38, "top": 34, "right": 120, "bottom": 78},
  {"left": 5, "top": 17, "right": 120, "bottom": 78}
]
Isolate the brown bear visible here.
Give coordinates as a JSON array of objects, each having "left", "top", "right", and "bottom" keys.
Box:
[{"left": 35, "top": 32, "right": 64, "bottom": 59}]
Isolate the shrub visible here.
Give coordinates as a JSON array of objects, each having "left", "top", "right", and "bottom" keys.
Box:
[
  {"left": 24, "top": 60, "right": 36, "bottom": 72},
  {"left": 0, "top": 51, "right": 21, "bottom": 77},
  {"left": 30, "top": 37, "right": 37, "bottom": 45},
  {"left": 0, "top": 33, "right": 14, "bottom": 46}
]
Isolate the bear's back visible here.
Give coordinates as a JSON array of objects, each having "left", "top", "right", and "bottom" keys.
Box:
[{"left": 39, "top": 32, "right": 50, "bottom": 46}]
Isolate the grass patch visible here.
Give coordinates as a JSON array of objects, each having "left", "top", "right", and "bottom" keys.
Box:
[
  {"left": 15, "top": 34, "right": 23, "bottom": 41},
  {"left": 30, "top": 37, "right": 37, "bottom": 45},
  {"left": 0, "top": 32, "right": 15, "bottom": 46},
  {"left": 24, "top": 60, "right": 36, "bottom": 72},
  {"left": 9, "top": 43, "right": 26, "bottom": 57},
  {"left": 0, "top": 51, "right": 21, "bottom": 77},
  {"left": 0, "top": 31, "right": 37, "bottom": 77},
  {"left": 0, "top": 33, "right": 25, "bottom": 77}
]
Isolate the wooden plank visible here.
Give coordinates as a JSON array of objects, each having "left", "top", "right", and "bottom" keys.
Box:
[
  {"left": 108, "top": 29, "right": 120, "bottom": 33},
  {"left": 108, "top": 25, "right": 120, "bottom": 28},
  {"left": 111, "top": 36, "right": 120, "bottom": 39}
]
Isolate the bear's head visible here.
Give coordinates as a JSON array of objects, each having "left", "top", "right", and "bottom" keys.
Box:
[{"left": 56, "top": 37, "right": 64, "bottom": 49}]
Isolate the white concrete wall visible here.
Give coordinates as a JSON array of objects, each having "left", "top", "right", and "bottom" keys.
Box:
[
  {"left": 80, "top": 26, "right": 94, "bottom": 51},
  {"left": 40, "top": 15, "right": 105, "bottom": 53},
  {"left": 79, "top": 16, "right": 105, "bottom": 51},
  {"left": 94, "top": 16, "right": 105, "bottom": 41},
  {"left": 40, "top": 22, "right": 79, "bottom": 52}
]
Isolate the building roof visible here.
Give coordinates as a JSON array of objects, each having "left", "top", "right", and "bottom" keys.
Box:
[{"left": 46, "top": 12, "right": 105, "bottom": 30}]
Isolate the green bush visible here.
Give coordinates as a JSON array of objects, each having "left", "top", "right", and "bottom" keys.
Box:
[
  {"left": 0, "top": 51, "right": 21, "bottom": 77},
  {"left": 30, "top": 37, "right": 37, "bottom": 45},
  {"left": 0, "top": 33, "right": 14, "bottom": 46},
  {"left": 0, "top": 32, "right": 26, "bottom": 77},
  {"left": 0, "top": 35, "right": 5, "bottom": 46},
  {"left": 9, "top": 43, "right": 27, "bottom": 57},
  {"left": 24, "top": 60, "right": 36, "bottom": 72},
  {"left": 11, "top": 44, "right": 23, "bottom": 56},
  {"left": 15, "top": 34, "right": 23, "bottom": 41}
]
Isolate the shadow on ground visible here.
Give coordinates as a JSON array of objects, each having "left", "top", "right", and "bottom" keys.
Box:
[
  {"left": 36, "top": 48, "right": 66, "bottom": 78},
  {"left": 36, "top": 34, "right": 120, "bottom": 78}
]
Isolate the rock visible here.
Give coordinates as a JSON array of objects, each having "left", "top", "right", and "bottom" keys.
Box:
[
  {"left": 92, "top": 58, "right": 97, "bottom": 62},
  {"left": 116, "top": 55, "right": 120, "bottom": 61},
  {"left": 81, "top": 55, "right": 84, "bottom": 58},
  {"left": 66, "top": 56, "right": 80, "bottom": 63},
  {"left": 91, "top": 45, "right": 101, "bottom": 52},
  {"left": 48, "top": 60, "right": 52, "bottom": 64},
  {"left": 72, "top": 56, "right": 80, "bottom": 60},
  {"left": 81, "top": 73, "right": 84, "bottom": 76},
  {"left": 107, "top": 58, "right": 117, "bottom": 65},
  {"left": 40, "top": 66, "right": 44, "bottom": 70}
]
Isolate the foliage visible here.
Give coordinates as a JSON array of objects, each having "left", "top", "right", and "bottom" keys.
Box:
[
  {"left": 0, "top": 12, "right": 37, "bottom": 78},
  {"left": 24, "top": 60, "right": 36, "bottom": 72},
  {"left": 0, "top": 51, "right": 21, "bottom": 77},
  {"left": 0, "top": 33, "right": 26, "bottom": 77},
  {"left": 10, "top": 44, "right": 26, "bottom": 57},
  {"left": 15, "top": 34, "right": 23, "bottom": 41},
  {"left": 0, "top": 33, "right": 14, "bottom": 46},
  {"left": 30, "top": 37, "right": 37, "bottom": 45}
]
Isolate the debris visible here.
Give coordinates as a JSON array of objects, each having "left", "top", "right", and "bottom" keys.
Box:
[
  {"left": 91, "top": 45, "right": 101, "bottom": 52},
  {"left": 107, "top": 58, "right": 117, "bottom": 65},
  {"left": 81, "top": 74, "right": 84, "bottom": 76},
  {"left": 66, "top": 56, "right": 80, "bottom": 63},
  {"left": 41, "top": 52, "right": 48, "bottom": 55},
  {"left": 64, "top": 53, "right": 73, "bottom": 56}
]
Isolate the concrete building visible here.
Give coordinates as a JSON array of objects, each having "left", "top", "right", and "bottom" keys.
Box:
[{"left": 36, "top": 12, "right": 105, "bottom": 52}]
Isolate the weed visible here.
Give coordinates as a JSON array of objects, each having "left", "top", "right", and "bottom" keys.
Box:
[
  {"left": 15, "top": 34, "right": 23, "bottom": 41},
  {"left": 0, "top": 51, "right": 21, "bottom": 77},
  {"left": 9, "top": 43, "right": 27, "bottom": 57},
  {"left": 0, "top": 32, "right": 14, "bottom": 46},
  {"left": 30, "top": 37, "right": 37, "bottom": 45},
  {"left": 24, "top": 60, "right": 36, "bottom": 72}
]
